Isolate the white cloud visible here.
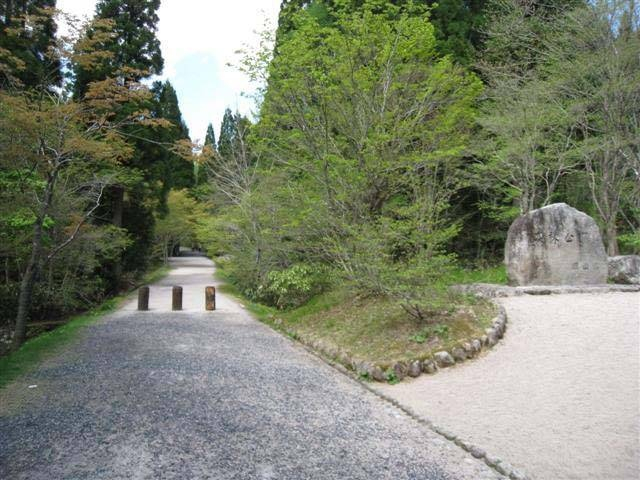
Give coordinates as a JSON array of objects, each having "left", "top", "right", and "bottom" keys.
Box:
[{"left": 56, "top": 0, "right": 280, "bottom": 141}]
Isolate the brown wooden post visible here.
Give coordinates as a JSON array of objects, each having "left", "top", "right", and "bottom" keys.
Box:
[
  {"left": 138, "top": 286, "right": 149, "bottom": 311},
  {"left": 205, "top": 286, "right": 216, "bottom": 311},
  {"left": 172, "top": 286, "right": 183, "bottom": 311}
]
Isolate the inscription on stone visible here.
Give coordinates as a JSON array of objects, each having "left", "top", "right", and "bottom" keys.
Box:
[{"left": 505, "top": 203, "right": 608, "bottom": 286}]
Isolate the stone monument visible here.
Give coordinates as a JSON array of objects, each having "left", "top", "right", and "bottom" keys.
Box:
[{"left": 505, "top": 203, "right": 608, "bottom": 286}]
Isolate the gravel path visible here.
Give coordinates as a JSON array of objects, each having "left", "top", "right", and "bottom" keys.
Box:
[
  {"left": 0, "top": 257, "right": 503, "bottom": 480},
  {"left": 375, "top": 292, "right": 640, "bottom": 480}
]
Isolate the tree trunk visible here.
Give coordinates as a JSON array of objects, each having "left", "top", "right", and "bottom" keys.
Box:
[
  {"left": 606, "top": 222, "right": 619, "bottom": 256},
  {"left": 112, "top": 185, "right": 124, "bottom": 286},
  {"left": 12, "top": 171, "right": 57, "bottom": 349}
]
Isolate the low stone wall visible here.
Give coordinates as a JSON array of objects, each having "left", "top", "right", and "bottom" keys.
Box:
[{"left": 292, "top": 306, "right": 508, "bottom": 383}]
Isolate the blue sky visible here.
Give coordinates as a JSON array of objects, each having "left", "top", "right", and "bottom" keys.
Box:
[{"left": 57, "top": 0, "right": 281, "bottom": 143}]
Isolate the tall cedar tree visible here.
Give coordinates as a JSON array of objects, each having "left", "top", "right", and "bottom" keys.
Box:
[
  {"left": 218, "top": 108, "right": 238, "bottom": 159},
  {"left": 73, "top": 0, "right": 163, "bottom": 98},
  {"left": 73, "top": 0, "right": 165, "bottom": 286},
  {"left": 204, "top": 123, "right": 216, "bottom": 151},
  {"left": 0, "top": 0, "right": 61, "bottom": 89},
  {"left": 1, "top": 11, "right": 164, "bottom": 347},
  {"left": 150, "top": 80, "right": 193, "bottom": 215}
]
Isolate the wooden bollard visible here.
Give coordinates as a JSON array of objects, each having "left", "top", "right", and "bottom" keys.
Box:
[
  {"left": 205, "top": 286, "right": 216, "bottom": 311},
  {"left": 138, "top": 286, "right": 149, "bottom": 311},
  {"left": 172, "top": 286, "right": 183, "bottom": 311}
]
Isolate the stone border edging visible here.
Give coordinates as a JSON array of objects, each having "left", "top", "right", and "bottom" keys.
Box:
[
  {"left": 261, "top": 299, "right": 527, "bottom": 478},
  {"left": 453, "top": 283, "right": 640, "bottom": 298},
  {"left": 291, "top": 322, "right": 530, "bottom": 480},
  {"left": 286, "top": 306, "right": 508, "bottom": 384}
]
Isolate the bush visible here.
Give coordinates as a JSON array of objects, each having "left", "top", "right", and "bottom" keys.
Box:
[{"left": 259, "top": 264, "right": 327, "bottom": 309}]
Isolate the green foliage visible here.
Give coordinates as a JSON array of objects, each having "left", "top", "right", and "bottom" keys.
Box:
[
  {"left": 619, "top": 232, "right": 640, "bottom": 255},
  {"left": 0, "top": 1, "right": 61, "bottom": 89},
  {"left": 154, "top": 189, "right": 209, "bottom": 262},
  {"left": 426, "top": 0, "right": 487, "bottom": 64},
  {"left": 410, "top": 323, "right": 450, "bottom": 344},
  {"left": 217, "top": 108, "right": 249, "bottom": 160},
  {"left": 385, "top": 369, "right": 400, "bottom": 384},
  {"left": 149, "top": 80, "right": 194, "bottom": 212},
  {"left": 260, "top": 264, "right": 328, "bottom": 309},
  {"left": 477, "top": 0, "right": 640, "bottom": 254},
  {"left": 73, "top": 0, "right": 164, "bottom": 97},
  {"left": 214, "top": 3, "right": 483, "bottom": 315},
  {"left": 444, "top": 264, "right": 507, "bottom": 286},
  {"left": 0, "top": 5, "right": 181, "bottom": 347},
  {"left": 205, "top": 123, "right": 216, "bottom": 148}
]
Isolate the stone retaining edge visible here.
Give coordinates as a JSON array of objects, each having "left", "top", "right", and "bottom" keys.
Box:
[
  {"left": 290, "top": 315, "right": 531, "bottom": 480},
  {"left": 453, "top": 283, "right": 640, "bottom": 298},
  {"left": 287, "top": 305, "right": 508, "bottom": 384}
]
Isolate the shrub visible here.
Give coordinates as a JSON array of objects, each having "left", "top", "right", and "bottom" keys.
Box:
[{"left": 260, "top": 264, "right": 327, "bottom": 309}]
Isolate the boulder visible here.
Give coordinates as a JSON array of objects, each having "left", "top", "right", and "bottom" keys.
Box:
[
  {"left": 434, "top": 351, "right": 455, "bottom": 368},
  {"left": 407, "top": 360, "right": 422, "bottom": 378},
  {"left": 392, "top": 362, "right": 408, "bottom": 380},
  {"left": 370, "top": 365, "right": 387, "bottom": 382},
  {"left": 608, "top": 256, "right": 640, "bottom": 285},
  {"left": 422, "top": 360, "right": 437, "bottom": 374},
  {"left": 451, "top": 347, "right": 467, "bottom": 362},
  {"left": 505, "top": 203, "right": 608, "bottom": 286}
]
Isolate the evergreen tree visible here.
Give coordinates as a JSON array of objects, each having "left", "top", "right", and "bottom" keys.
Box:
[
  {"left": 275, "top": 0, "right": 310, "bottom": 39},
  {"left": 71, "top": 0, "right": 165, "bottom": 286},
  {"left": 0, "top": 0, "right": 61, "bottom": 89},
  {"left": 73, "top": 0, "right": 163, "bottom": 98},
  {"left": 152, "top": 81, "right": 193, "bottom": 200},
  {"left": 424, "top": 0, "right": 486, "bottom": 64},
  {"left": 204, "top": 123, "right": 216, "bottom": 151},
  {"left": 218, "top": 108, "right": 237, "bottom": 158}
]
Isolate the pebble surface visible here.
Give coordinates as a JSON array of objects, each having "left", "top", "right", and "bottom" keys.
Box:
[{"left": 0, "top": 257, "right": 504, "bottom": 480}]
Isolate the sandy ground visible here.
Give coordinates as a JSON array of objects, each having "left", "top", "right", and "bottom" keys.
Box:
[
  {"left": 375, "top": 292, "right": 640, "bottom": 480},
  {"left": 1, "top": 256, "right": 504, "bottom": 480}
]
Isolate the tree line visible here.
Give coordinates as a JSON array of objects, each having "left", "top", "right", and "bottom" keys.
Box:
[
  {"left": 0, "top": 0, "right": 196, "bottom": 349},
  {"left": 1, "top": 0, "right": 638, "bottom": 349},
  {"left": 200, "top": 0, "right": 639, "bottom": 317}
]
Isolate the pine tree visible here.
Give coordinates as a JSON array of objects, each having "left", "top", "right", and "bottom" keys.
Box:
[{"left": 0, "top": 0, "right": 61, "bottom": 89}]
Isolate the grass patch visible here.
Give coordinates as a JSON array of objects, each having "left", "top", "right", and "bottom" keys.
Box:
[
  {"left": 274, "top": 290, "right": 496, "bottom": 366},
  {"left": 140, "top": 265, "right": 171, "bottom": 285},
  {"left": 443, "top": 264, "right": 508, "bottom": 286},
  {"left": 0, "top": 264, "right": 170, "bottom": 390},
  {"left": 214, "top": 264, "right": 498, "bottom": 368},
  {"left": 0, "top": 297, "right": 121, "bottom": 389}
]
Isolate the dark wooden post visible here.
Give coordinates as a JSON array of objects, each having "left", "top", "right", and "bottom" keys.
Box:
[
  {"left": 138, "top": 286, "right": 149, "bottom": 311},
  {"left": 205, "top": 286, "right": 216, "bottom": 311},
  {"left": 172, "top": 286, "right": 183, "bottom": 311}
]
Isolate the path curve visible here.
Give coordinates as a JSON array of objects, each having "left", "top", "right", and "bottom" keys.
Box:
[
  {"left": 0, "top": 257, "right": 502, "bottom": 480},
  {"left": 375, "top": 292, "right": 640, "bottom": 480}
]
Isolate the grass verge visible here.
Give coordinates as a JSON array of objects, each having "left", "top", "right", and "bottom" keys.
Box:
[
  {"left": 0, "top": 264, "right": 170, "bottom": 389},
  {"left": 215, "top": 265, "right": 500, "bottom": 370}
]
